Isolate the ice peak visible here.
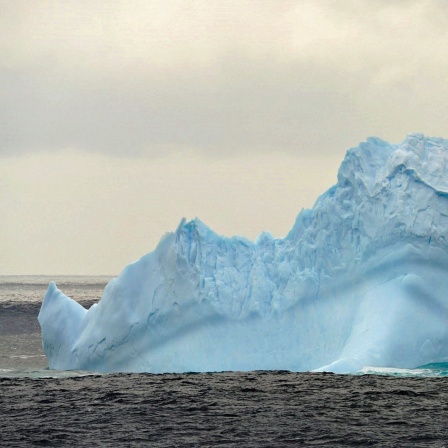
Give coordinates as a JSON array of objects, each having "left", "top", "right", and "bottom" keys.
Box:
[
  {"left": 336, "top": 134, "right": 448, "bottom": 197},
  {"left": 337, "top": 136, "right": 394, "bottom": 195}
]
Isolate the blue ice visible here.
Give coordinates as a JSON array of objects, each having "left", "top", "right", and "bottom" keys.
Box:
[{"left": 39, "top": 134, "right": 448, "bottom": 373}]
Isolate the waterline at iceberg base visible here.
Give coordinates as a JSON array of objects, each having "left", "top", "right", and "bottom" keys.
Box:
[{"left": 39, "top": 134, "right": 448, "bottom": 374}]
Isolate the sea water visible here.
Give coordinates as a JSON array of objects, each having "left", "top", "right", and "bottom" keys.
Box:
[{"left": 0, "top": 275, "right": 109, "bottom": 378}]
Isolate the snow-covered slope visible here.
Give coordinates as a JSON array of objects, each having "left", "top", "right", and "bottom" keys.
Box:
[{"left": 38, "top": 134, "right": 448, "bottom": 373}]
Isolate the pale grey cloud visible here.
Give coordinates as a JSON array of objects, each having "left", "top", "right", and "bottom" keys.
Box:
[
  {"left": 0, "top": 150, "right": 341, "bottom": 274},
  {"left": 2, "top": 0, "right": 448, "bottom": 274},
  {"left": 1, "top": 0, "right": 448, "bottom": 158}
]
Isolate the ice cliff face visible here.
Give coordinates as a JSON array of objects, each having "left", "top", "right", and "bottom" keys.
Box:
[{"left": 39, "top": 134, "right": 448, "bottom": 373}]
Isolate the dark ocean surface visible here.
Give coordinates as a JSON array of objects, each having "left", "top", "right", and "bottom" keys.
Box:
[
  {"left": 1, "top": 276, "right": 448, "bottom": 447},
  {"left": 0, "top": 275, "right": 106, "bottom": 375},
  {"left": 3, "top": 371, "right": 448, "bottom": 447}
]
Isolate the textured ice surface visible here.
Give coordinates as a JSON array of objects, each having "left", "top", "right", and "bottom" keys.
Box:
[{"left": 39, "top": 134, "right": 448, "bottom": 373}]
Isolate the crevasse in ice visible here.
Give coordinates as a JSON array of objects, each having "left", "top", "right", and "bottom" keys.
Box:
[{"left": 38, "top": 134, "right": 448, "bottom": 373}]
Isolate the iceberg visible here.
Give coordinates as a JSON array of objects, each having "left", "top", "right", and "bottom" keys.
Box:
[{"left": 39, "top": 134, "right": 448, "bottom": 374}]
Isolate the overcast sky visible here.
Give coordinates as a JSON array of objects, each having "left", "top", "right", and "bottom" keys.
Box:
[{"left": 2, "top": 0, "right": 448, "bottom": 274}]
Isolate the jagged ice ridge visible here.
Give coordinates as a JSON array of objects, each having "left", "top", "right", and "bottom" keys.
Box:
[{"left": 39, "top": 134, "right": 448, "bottom": 374}]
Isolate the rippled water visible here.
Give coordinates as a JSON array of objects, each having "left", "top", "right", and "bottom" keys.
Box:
[
  {"left": 3, "top": 371, "right": 448, "bottom": 447},
  {"left": 0, "top": 275, "right": 111, "bottom": 304},
  {"left": 0, "top": 275, "right": 110, "bottom": 376}
]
